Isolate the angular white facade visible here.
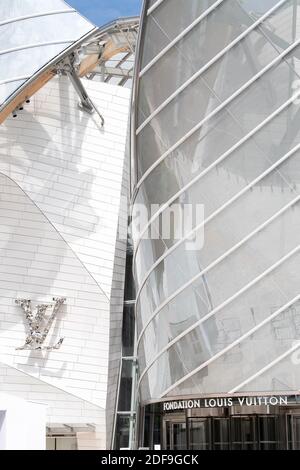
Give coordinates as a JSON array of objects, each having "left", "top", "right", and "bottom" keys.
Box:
[
  {"left": 0, "top": 75, "right": 130, "bottom": 449},
  {"left": 132, "top": 0, "right": 300, "bottom": 404}
]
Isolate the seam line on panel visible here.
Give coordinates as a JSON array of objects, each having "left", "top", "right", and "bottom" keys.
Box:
[
  {"left": 133, "top": 92, "right": 299, "bottom": 266},
  {"left": 141, "top": 0, "right": 226, "bottom": 76},
  {"left": 229, "top": 342, "right": 300, "bottom": 393},
  {"left": 157, "top": 294, "right": 300, "bottom": 398},
  {"left": 137, "top": 0, "right": 287, "bottom": 132},
  {"left": 0, "top": 359, "right": 105, "bottom": 410},
  {"left": 135, "top": 141, "right": 300, "bottom": 311},
  {"left": 0, "top": 9, "right": 76, "bottom": 27},
  {"left": 138, "top": 245, "right": 300, "bottom": 387},
  {"left": 0, "top": 41, "right": 74, "bottom": 57},
  {"left": 135, "top": 36, "right": 300, "bottom": 192},
  {"left": 136, "top": 195, "right": 300, "bottom": 348},
  {"left": 0, "top": 172, "right": 110, "bottom": 302}
]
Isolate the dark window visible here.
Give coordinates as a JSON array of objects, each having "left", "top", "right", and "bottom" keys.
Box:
[
  {"left": 122, "top": 303, "right": 135, "bottom": 356},
  {"left": 118, "top": 360, "right": 133, "bottom": 412},
  {"left": 124, "top": 250, "right": 136, "bottom": 301}
]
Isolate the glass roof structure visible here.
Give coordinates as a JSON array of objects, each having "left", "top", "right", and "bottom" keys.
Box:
[
  {"left": 0, "top": 0, "right": 95, "bottom": 107},
  {"left": 0, "top": 1, "right": 139, "bottom": 124}
]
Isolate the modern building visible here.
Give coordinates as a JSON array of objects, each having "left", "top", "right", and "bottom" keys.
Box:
[
  {"left": 131, "top": 0, "right": 300, "bottom": 450},
  {"left": 0, "top": 0, "right": 139, "bottom": 450}
]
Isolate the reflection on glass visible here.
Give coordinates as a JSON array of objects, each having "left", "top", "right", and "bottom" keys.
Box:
[{"left": 165, "top": 421, "right": 187, "bottom": 450}]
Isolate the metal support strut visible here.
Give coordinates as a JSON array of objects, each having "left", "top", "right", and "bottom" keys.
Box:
[{"left": 57, "top": 55, "right": 105, "bottom": 126}]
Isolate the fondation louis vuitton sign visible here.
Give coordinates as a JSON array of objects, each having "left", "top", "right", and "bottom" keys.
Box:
[{"left": 163, "top": 396, "right": 292, "bottom": 411}]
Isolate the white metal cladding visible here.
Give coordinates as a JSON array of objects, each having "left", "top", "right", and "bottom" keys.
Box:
[
  {"left": 0, "top": 0, "right": 94, "bottom": 106},
  {"left": 132, "top": 0, "right": 300, "bottom": 403},
  {"left": 0, "top": 75, "right": 130, "bottom": 448}
]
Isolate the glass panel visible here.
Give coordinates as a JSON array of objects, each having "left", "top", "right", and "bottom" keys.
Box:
[
  {"left": 135, "top": 87, "right": 300, "bottom": 244},
  {"left": 259, "top": 416, "right": 279, "bottom": 449},
  {"left": 115, "top": 415, "right": 131, "bottom": 449},
  {"left": 237, "top": 344, "right": 300, "bottom": 394},
  {"left": 0, "top": 14, "right": 89, "bottom": 51},
  {"left": 122, "top": 303, "right": 135, "bottom": 357},
  {"left": 231, "top": 417, "right": 257, "bottom": 450},
  {"left": 140, "top": 261, "right": 300, "bottom": 399},
  {"left": 118, "top": 360, "right": 134, "bottom": 412},
  {"left": 55, "top": 437, "right": 77, "bottom": 450},
  {"left": 213, "top": 418, "right": 230, "bottom": 450},
  {"left": 289, "top": 416, "right": 300, "bottom": 449},
  {"left": 0, "top": 2, "right": 93, "bottom": 106},
  {"left": 137, "top": 0, "right": 298, "bottom": 173},
  {"left": 137, "top": 201, "right": 300, "bottom": 363},
  {"left": 46, "top": 437, "right": 56, "bottom": 450},
  {"left": 136, "top": 155, "right": 300, "bottom": 336},
  {"left": 124, "top": 250, "right": 136, "bottom": 301},
  {"left": 189, "top": 418, "right": 210, "bottom": 450},
  {"left": 138, "top": 0, "right": 283, "bottom": 127},
  {"left": 0, "top": 80, "right": 26, "bottom": 104},
  {"left": 172, "top": 422, "right": 187, "bottom": 450},
  {"left": 141, "top": 0, "right": 217, "bottom": 69},
  {"left": 138, "top": 55, "right": 300, "bottom": 186}
]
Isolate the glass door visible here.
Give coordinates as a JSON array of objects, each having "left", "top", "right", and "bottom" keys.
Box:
[
  {"left": 189, "top": 418, "right": 211, "bottom": 450},
  {"left": 231, "top": 416, "right": 257, "bottom": 450},
  {"left": 258, "top": 416, "right": 280, "bottom": 450},
  {"left": 287, "top": 415, "right": 300, "bottom": 449},
  {"left": 212, "top": 418, "right": 230, "bottom": 450},
  {"left": 163, "top": 419, "right": 187, "bottom": 450}
]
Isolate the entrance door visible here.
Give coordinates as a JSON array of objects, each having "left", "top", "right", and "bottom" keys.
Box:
[
  {"left": 212, "top": 417, "right": 230, "bottom": 450},
  {"left": 288, "top": 415, "right": 300, "bottom": 449},
  {"left": 164, "top": 420, "right": 187, "bottom": 450},
  {"left": 231, "top": 416, "right": 257, "bottom": 450}
]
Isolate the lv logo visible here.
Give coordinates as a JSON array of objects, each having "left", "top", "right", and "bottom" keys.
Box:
[{"left": 15, "top": 297, "right": 66, "bottom": 351}]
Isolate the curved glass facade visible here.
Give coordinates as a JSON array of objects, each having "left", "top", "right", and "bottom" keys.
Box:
[
  {"left": 132, "top": 0, "right": 300, "bottom": 403},
  {"left": 0, "top": 0, "right": 94, "bottom": 106}
]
